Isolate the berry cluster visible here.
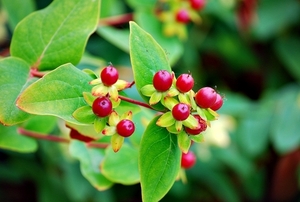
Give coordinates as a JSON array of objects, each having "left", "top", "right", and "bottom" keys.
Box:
[
  {"left": 72, "top": 65, "right": 135, "bottom": 152},
  {"left": 141, "top": 70, "right": 223, "bottom": 154},
  {"left": 156, "top": 0, "right": 206, "bottom": 39}
]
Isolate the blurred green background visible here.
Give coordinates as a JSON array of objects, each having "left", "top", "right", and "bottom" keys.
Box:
[{"left": 0, "top": 0, "right": 299, "bottom": 201}]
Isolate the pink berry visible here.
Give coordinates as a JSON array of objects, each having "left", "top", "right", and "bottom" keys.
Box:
[
  {"left": 181, "top": 151, "right": 196, "bottom": 169},
  {"left": 100, "top": 65, "right": 119, "bottom": 86},
  {"left": 210, "top": 93, "right": 223, "bottom": 111},
  {"left": 176, "top": 9, "right": 190, "bottom": 24},
  {"left": 172, "top": 103, "right": 190, "bottom": 121},
  {"left": 153, "top": 70, "right": 173, "bottom": 92},
  {"left": 92, "top": 97, "right": 112, "bottom": 117},
  {"left": 176, "top": 73, "right": 194, "bottom": 93},
  {"left": 185, "top": 115, "right": 207, "bottom": 135},
  {"left": 195, "top": 87, "right": 217, "bottom": 108},
  {"left": 116, "top": 119, "right": 135, "bottom": 137},
  {"left": 190, "top": 0, "right": 206, "bottom": 10}
]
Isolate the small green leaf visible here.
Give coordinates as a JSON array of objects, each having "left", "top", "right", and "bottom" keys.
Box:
[
  {"left": 101, "top": 144, "right": 139, "bottom": 185},
  {"left": 69, "top": 140, "right": 113, "bottom": 191},
  {"left": 111, "top": 133, "right": 124, "bottom": 153},
  {"left": 17, "top": 63, "right": 93, "bottom": 124},
  {"left": 177, "top": 131, "right": 191, "bottom": 153},
  {"left": 66, "top": 122, "right": 103, "bottom": 140},
  {"left": 139, "top": 116, "right": 181, "bottom": 202},
  {"left": 129, "top": 21, "right": 171, "bottom": 110},
  {"left": 72, "top": 106, "right": 96, "bottom": 124},
  {"left": 94, "top": 117, "right": 107, "bottom": 133},
  {"left": 0, "top": 124, "right": 37, "bottom": 153},
  {"left": 0, "top": 57, "right": 32, "bottom": 125},
  {"left": 156, "top": 112, "right": 175, "bottom": 128},
  {"left": 83, "top": 92, "right": 96, "bottom": 106},
  {"left": 189, "top": 133, "right": 204, "bottom": 143},
  {"left": 11, "top": 0, "right": 100, "bottom": 70}
]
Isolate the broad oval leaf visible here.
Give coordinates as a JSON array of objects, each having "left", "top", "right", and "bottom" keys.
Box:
[
  {"left": 0, "top": 124, "right": 37, "bottom": 153},
  {"left": 101, "top": 144, "right": 139, "bottom": 185},
  {"left": 129, "top": 21, "right": 171, "bottom": 110},
  {"left": 139, "top": 116, "right": 181, "bottom": 202},
  {"left": 11, "top": 0, "right": 100, "bottom": 70},
  {"left": 270, "top": 84, "right": 300, "bottom": 154},
  {"left": 69, "top": 140, "right": 113, "bottom": 190},
  {"left": 16, "top": 63, "right": 93, "bottom": 124},
  {"left": 0, "top": 57, "right": 32, "bottom": 125}
]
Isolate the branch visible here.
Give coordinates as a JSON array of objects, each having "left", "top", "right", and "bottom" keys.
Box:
[{"left": 18, "top": 127, "right": 70, "bottom": 143}]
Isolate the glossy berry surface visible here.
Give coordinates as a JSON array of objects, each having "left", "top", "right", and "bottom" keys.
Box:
[
  {"left": 210, "top": 93, "right": 223, "bottom": 111},
  {"left": 176, "top": 9, "right": 190, "bottom": 24},
  {"left": 181, "top": 151, "right": 196, "bottom": 169},
  {"left": 185, "top": 115, "right": 207, "bottom": 135},
  {"left": 190, "top": 0, "right": 206, "bottom": 10},
  {"left": 176, "top": 73, "right": 194, "bottom": 93},
  {"left": 153, "top": 70, "right": 173, "bottom": 92},
  {"left": 92, "top": 97, "right": 112, "bottom": 117},
  {"left": 195, "top": 87, "right": 217, "bottom": 108},
  {"left": 172, "top": 103, "right": 190, "bottom": 121},
  {"left": 100, "top": 65, "right": 119, "bottom": 86},
  {"left": 117, "top": 119, "right": 135, "bottom": 137}
]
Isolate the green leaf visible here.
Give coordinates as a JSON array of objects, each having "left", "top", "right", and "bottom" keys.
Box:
[
  {"left": 10, "top": 0, "right": 100, "bottom": 70},
  {"left": 97, "top": 26, "right": 130, "bottom": 53},
  {"left": 69, "top": 140, "right": 113, "bottom": 190},
  {"left": 139, "top": 116, "right": 181, "bottom": 202},
  {"left": 270, "top": 84, "right": 300, "bottom": 154},
  {"left": 0, "top": 124, "right": 37, "bottom": 153},
  {"left": 16, "top": 63, "right": 93, "bottom": 124},
  {"left": 101, "top": 144, "right": 139, "bottom": 185},
  {"left": 237, "top": 102, "right": 272, "bottom": 158},
  {"left": 135, "top": 10, "right": 183, "bottom": 65},
  {"left": 72, "top": 106, "right": 96, "bottom": 124},
  {"left": 21, "top": 115, "right": 57, "bottom": 134},
  {"left": 177, "top": 132, "right": 191, "bottom": 153},
  {"left": 189, "top": 133, "right": 204, "bottom": 143},
  {"left": 0, "top": 57, "right": 32, "bottom": 125},
  {"left": 1, "top": 0, "right": 36, "bottom": 30},
  {"left": 129, "top": 21, "right": 171, "bottom": 110},
  {"left": 275, "top": 37, "right": 300, "bottom": 81}
]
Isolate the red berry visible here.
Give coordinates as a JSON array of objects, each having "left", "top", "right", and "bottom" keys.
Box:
[
  {"left": 176, "top": 9, "right": 190, "bottom": 24},
  {"left": 190, "top": 0, "right": 206, "bottom": 10},
  {"left": 195, "top": 87, "right": 217, "bottom": 108},
  {"left": 70, "top": 128, "right": 95, "bottom": 142},
  {"left": 176, "top": 73, "right": 194, "bottom": 93},
  {"left": 116, "top": 119, "right": 135, "bottom": 137},
  {"left": 185, "top": 115, "right": 207, "bottom": 135},
  {"left": 92, "top": 97, "right": 112, "bottom": 117},
  {"left": 100, "top": 65, "right": 119, "bottom": 86},
  {"left": 210, "top": 93, "right": 223, "bottom": 111},
  {"left": 181, "top": 151, "right": 196, "bottom": 169},
  {"left": 153, "top": 70, "right": 173, "bottom": 92},
  {"left": 172, "top": 103, "right": 190, "bottom": 121}
]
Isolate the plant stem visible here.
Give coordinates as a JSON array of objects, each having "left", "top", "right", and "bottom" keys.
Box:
[
  {"left": 18, "top": 127, "right": 70, "bottom": 143},
  {"left": 98, "top": 13, "right": 133, "bottom": 26},
  {"left": 86, "top": 142, "right": 109, "bottom": 149},
  {"left": 30, "top": 68, "right": 46, "bottom": 78},
  {"left": 118, "top": 95, "right": 154, "bottom": 110}
]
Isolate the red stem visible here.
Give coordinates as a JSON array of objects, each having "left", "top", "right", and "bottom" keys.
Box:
[
  {"left": 86, "top": 142, "right": 109, "bottom": 149},
  {"left": 30, "top": 68, "right": 46, "bottom": 78},
  {"left": 18, "top": 127, "right": 70, "bottom": 143},
  {"left": 98, "top": 13, "right": 133, "bottom": 26},
  {"left": 118, "top": 95, "right": 154, "bottom": 110}
]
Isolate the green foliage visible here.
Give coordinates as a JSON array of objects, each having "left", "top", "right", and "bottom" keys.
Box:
[
  {"left": 69, "top": 140, "right": 113, "bottom": 191},
  {"left": 0, "top": 57, "right": 32, "bottom": 125},
  {"left": 1, "top": 0, "right": 300, "bottom": 201},
  {"left": 139, "top": 116, "right": 181, "bottom": 202},
  {"left": 0, "top": 124, "right": 37, "bottom": 152},
  {"left": 10, "top": 0, "right": 100, "bottom": 70},
  {"left": 17, "top": 64, "right": 92, "bottom": 124}
]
